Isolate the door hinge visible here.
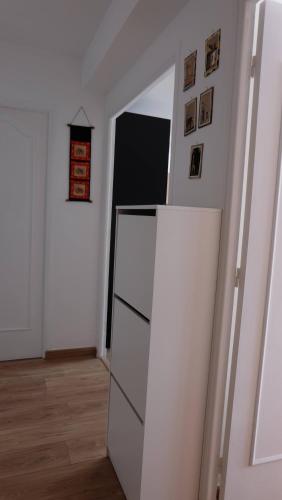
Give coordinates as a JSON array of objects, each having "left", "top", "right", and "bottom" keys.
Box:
[
  {"left": 251, "top": 55, "right": 256, "bottom": 78},
  {"left": 235, "top": 267, "right": 241, "bottom": 288}
]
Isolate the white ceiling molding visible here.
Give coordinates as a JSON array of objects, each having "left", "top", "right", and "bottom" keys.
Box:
[
  {"left": 82, "top": 0, "right": 140, "bottom": 86},
  {"left": 82, "top": 0, "right": 189, "bottom": 92}
]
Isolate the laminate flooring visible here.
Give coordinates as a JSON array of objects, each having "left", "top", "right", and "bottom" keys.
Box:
[{"left": 0, "top": 357, "right": 125, "bottom": 500}]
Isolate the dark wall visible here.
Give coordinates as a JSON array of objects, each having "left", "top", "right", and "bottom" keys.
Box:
[{"left": 106, "top": 112, "right": 171, "bottom": 348}]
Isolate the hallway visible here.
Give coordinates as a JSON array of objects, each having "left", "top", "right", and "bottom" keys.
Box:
[{"left": 0, "top": 357, "right": 125, "bottom": 499}]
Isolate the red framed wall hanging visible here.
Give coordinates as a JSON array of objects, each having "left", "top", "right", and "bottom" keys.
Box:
[{"left": 66, "top": 108, "right": 94, "bottom": 203}]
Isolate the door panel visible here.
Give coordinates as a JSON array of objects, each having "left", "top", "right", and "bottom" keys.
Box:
[
  {"left": 111, "top": 298, "right": 150, "bottom": 420},
  {"left": 114, "top": 214, "right": 157, "bottom": 319},
  {"left": 223, "top": 2, "right": 282, "bottom": 498},
  {"left": 252, "top": 160, "right": 282, "bottom": 464},
  {"left": 0, "top": 122, "right": 32, "bottom": 331},
  {"left": 0, "top": 107, "right": 47, "bottom": 360}
]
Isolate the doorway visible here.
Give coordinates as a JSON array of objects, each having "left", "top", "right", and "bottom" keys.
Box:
[{"left": 104, "top": 68, "right": 175, "bottom": 351}]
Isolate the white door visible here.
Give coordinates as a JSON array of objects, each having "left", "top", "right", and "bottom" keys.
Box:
[
  {"left": 0, "top": 107, "right": 47, "bottom": 361},
  {"left": 222, "top": 2, "right": 282, "bottom": 499}
]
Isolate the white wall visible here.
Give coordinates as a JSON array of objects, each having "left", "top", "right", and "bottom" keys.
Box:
[
  {"left": 105, "top": 0, "right": 239, "bottom": 208},
  {"left": 0, "top": 0, "right": 240, "bottom": 357},
  {"left": 97, "top": 0, "right": 240, "bottom": 354},
  {"left": 0, "top": 42, "right": 104, "bottom": 351},
  {"left": 127, "top": 68, "right": 175, "bottom": 119}
]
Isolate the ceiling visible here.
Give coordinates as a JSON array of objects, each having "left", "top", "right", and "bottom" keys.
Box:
[{"left": 0, "top": 0, "right": 112, "bottom": 57}]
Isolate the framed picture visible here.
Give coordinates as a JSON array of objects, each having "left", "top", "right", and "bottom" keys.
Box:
[
  {"left": 189, "top": 144, "right": 204, "bottom": 179},
  {"left": 184, "top": 50, "right": 197, "bottom": 91},
  {"left": 69, "top": 180, "right": 90, "bottom": 201},
  {"left": 205, "top": 29, "right": 221, "bottom": 77},
  {"left": 67, "top": 124, "right": 93, "bottom": 203},
  {"left": 199, "top": 87, "right": 214, "bottom": 128},
  {"left": 70, "top": 161, "right": 90, "bottom": 180},
  {"left": 184, "top": 97, "right": 197, "bottom": 136},
  {"left": 71, "top": 141, "right": 91, "bottom": 161}
]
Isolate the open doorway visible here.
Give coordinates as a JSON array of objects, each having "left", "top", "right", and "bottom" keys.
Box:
[{"left": 104, "top": 67, "right": 175, "bottom": 351}]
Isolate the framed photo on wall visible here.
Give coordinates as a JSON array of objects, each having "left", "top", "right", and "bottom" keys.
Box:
[
  {"left": 70, "top": 161, "right": 91, "bottom": 180},
  {"left": 205, "top": 29, "right": 221, "bottom": 77},
  {"left": 67, "top": 122, "right": 93, "bottom": 203},
  {"left": 184, "top": 97, "right": 197, "bottom": 136},
  {"left": 71, "top": 140, "right": 91, "bottom": 161},
  {"left": 189, "top": 144, "right": 204, "bottom": 179},
  {"left": 184, "top": 50, "right": 197, "bottom": 91},
  {"left": 199, "top": 87, "right": 214, "bottom": 128},
  {"left": 69, "top": 179, "right": 90, "bottom": 201}
]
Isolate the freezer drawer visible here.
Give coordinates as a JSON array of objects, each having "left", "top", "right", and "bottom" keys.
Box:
[
  {"left": 111, "top": 298, "right": 150, "bottom": 420},
  {"left": 108, "top": 378, "right": 144, "bottom": 500},
  {"left": 114, "top": 214, "right": 156, "bottom": 319}
]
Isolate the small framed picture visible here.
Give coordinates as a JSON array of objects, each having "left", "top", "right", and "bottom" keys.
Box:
[
  {"left": 70, "top": 161, "right": 90, "bottom": 180},
  {"left": 189, "top": 144, "right": 204, "bottom": 179},
  {"left": 199, "top": 87, "right": 214, "bottom": 128},
  {"left": 71, "top": 141, "right": 91, "bottom": 161},
  {"left": 69, "top": 179, "right": 90, "bottom": 201},
  {"left": 184, "top": 97, "right": 197, "bottom": 136},
  {"left": 205, "top": 29, "right": 221, "bottom": 77},
  {"left": 184, "top": 50, "right": 197, "bottom": 91}
]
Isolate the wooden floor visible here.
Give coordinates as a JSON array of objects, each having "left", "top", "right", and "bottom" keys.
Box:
[{"left": 0, "top": 357, "right": 125, "bottom": 500}]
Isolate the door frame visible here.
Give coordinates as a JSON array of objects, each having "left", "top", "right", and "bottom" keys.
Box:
[
  {"left": 199, "top": 1, "right": 260, "bottom": 499},
  {"left": 0, "top": 102, "right": 49, "bottom": 360},
  {"left": 220, "top": 0, "right": 282, "bottom": 496},
  {"left": 98, "top": 65, "right": 176, "bottom": 359}
]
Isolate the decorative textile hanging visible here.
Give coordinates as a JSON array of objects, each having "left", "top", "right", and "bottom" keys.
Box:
[{"left": 66, "top": 107, "right": 94, "bottom": 203}]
